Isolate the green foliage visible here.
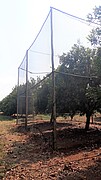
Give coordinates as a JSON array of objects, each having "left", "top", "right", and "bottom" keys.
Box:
[
  {"left": 87, "top": 6, "right": 101, "bottom": 46},
  {"left": 93, "top": 47, "right": 101, "bottom": 79},
  {"left": 33, "top": 44, "right": 101, "bottom": 129},
  {"left": 0, "top": 87, "right": 17, "bottom": 116},
  {"left": 56, "top": 44, "right": 101, "bottom": 129},
  {"left": 87, "top": 6, "right": 101, "bottom": 24},
  {"left": 1, "top": 41, "right": 101, "bottom": 131},
  {"left": 34, "top": 75, "right": 52, "bottom": 114},
  {"left": 0, "top": 115, "right": 13, "bottom": 121}
]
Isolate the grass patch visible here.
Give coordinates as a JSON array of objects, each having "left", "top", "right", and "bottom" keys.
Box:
[
  {"left": 0, "top": 115, "right": 13, "bottom": 121},
  {"left": 35, "top": 114, "right": 51, "bottom": 120}
]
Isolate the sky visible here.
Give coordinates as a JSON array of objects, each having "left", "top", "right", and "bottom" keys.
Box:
[{"left": 0, "top": 0, "right": 100, "bottom": 101}]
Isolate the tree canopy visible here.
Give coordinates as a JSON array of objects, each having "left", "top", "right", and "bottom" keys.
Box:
[
  {"left": 0, "top": 87, "right": 17, "bottom": 116},
  {"left": 87, "top": 6, "right": 101, "bottom": 46}
]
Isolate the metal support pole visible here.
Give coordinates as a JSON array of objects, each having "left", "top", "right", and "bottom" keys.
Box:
[
  {"left": 50, "top": 7, "right": 57, "bottom": 150},
  {"left": 25, "top": 50, "right": 28, "bottom": 129},
  {"left": 17, "top": 68, "right": 19, "bottom": 125}
]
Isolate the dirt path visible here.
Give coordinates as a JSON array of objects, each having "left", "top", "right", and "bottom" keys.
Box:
[{"left": 0, "top": 119, "right": 101, "bottom": 179}]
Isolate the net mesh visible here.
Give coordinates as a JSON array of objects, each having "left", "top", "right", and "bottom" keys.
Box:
[
  {"left": 52, "top": 8, "right": 94, "bottom": 66},
  {"left": 18, "top": 7, "right": 94, "bottom": 120}
]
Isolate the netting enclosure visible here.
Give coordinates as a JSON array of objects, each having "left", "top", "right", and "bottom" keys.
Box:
[{"left": 17, "top": 7, "right": 95, "bottom": 130}]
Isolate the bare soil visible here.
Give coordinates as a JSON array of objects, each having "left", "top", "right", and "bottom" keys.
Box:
[{"left": 0, "top": 116, "right": 101, "bottom": 180}]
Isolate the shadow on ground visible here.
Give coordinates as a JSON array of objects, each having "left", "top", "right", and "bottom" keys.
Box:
[
  {"left": 6, "top": 120, "right": 101, "bottom": 160},
  {"left": 3, "top": 120, "right": 101, "bottom": 179},
  {"left": 57, "top": 157, "right": 101, "bottom": 180}
]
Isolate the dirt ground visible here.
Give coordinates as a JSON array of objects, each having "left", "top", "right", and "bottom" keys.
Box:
[{"left": 0, "top": 116, "right": 101, "bottom": 180}]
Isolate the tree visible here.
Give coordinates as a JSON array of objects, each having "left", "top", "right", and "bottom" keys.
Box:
[
  {"left": 33, "top": 74, "right": 53, "bottom": 115},
  {"left": 0, "top": 86, "right": 17, "bottom": 116},
  {"left": 34, "top": 83, "right": 50, "bottom": 114},
  {"left": 93, "top": 47, "right": 101, "bottom": 79},
  {"left": 58, "top": 44, "right": 101, "bottom": 130},
  {"left": 80, "top": 86, "right": 101, "bottom": 130},
  {"left": 87, "top": 6, "right": 101, "bottom": 46},
  {"left": 55, "top": 65, "right": 79, "bottom": 119}
]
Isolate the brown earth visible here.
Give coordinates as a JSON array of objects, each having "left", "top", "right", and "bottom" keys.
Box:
[{"left": 0, "top": 116, "right": 101, "bottom": 180}]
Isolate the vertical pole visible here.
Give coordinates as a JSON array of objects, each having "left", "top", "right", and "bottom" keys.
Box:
[
  {"left": 87, "top": 55, "right": 90, "bottom": 88},
  {"left": 25, "top": 50, "right": 28, "bottom": 129},
  {"left": 50, "top": 7, "right": 57, "bottom": 150},
  {"left": 17, "top": 68, "right": 19, "bottom": 125}
]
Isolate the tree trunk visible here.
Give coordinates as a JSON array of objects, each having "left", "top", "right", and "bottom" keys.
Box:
[
  {"left": 50, "top": 110, "right": 54, "bottom": 123},
  {"left": 91, "top": 115, "right": 94, "bottom": 124},
  {"left": 85, "top": 113, "right": 91, "bottom": 131},
  {"left": 70, "top": 114, "right": 74, "bottom": 121}
]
